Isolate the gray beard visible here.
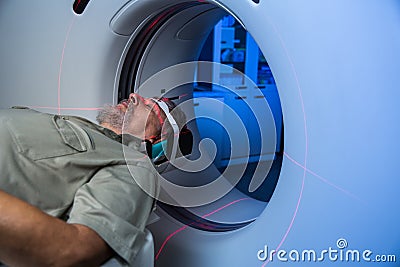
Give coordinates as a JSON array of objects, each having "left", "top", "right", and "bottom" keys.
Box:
[{"left": 96, "top": 104, "right": 124, "bottom": 131}]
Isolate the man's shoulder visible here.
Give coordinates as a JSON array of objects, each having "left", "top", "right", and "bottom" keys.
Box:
[
  {"left": 0, "top": 106, "right": 40, "bottom": 114},
  {"left": 0, "top": 107, "right": 52, "bottom": 124}
]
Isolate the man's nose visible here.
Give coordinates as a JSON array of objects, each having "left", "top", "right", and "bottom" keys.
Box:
[{"left": 128, "top": 93, "right": 140, "bottom": 104}]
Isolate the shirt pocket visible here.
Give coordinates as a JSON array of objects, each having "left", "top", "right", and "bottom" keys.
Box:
[{"left": 6, "top": 115, "right": 90, "bottom": 160}]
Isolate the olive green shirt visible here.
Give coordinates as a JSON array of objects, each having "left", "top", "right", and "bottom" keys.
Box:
[{"left": 0, "top": 107, "right": 158, "bottom": 265}]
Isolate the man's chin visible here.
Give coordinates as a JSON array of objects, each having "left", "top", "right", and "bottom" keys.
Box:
[{"left": 96, "top": 105, "right": 125, "bottom": 130}]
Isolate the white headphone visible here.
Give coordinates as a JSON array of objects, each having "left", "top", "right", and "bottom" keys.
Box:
[{"left": 151, "top": 98, "right": 179, "bottom": 162}]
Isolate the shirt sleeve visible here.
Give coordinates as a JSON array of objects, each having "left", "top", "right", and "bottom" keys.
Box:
[{"left": 67, "top": 164, "right": 157, "bottom": 265}]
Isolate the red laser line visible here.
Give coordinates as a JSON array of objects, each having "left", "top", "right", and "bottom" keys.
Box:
[
  {"left": 261, "top": 16, "right": 308, "bottom": 267},
  {"left": 283, "top": 152, "right": 364, "bottom": 203},
  {"left": 155, "top": 224, "right": 189, "bottom": 260},
  {"left": 58, "top": 17, "right": 76, "bottom": 115},
  {"left": 29, "top": 106, "right": 102, "bottom": 111},
  {"left": 155, "top": 198, "right": 251, "bottom": 260}
]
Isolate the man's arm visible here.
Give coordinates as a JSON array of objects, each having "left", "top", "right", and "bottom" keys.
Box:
[{"left": 0, "top": 190, "right": 112, "bottom": 267}]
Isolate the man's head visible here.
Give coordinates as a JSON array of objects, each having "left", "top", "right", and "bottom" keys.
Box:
[{"left": 96, "top": 93, "right": 186, "bottom": 143}]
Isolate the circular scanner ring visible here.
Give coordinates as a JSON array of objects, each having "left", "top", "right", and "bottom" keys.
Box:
[{"left": 122, "top": 61, "right": 277, "bottom": 208}]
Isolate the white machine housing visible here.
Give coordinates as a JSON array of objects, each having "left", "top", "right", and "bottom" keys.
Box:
[{"left": 0, "top": 0, "right": 399, "bottom": 266}]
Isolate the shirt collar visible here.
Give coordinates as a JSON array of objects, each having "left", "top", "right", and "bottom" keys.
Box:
[
  {"left": 67, "top": 116, "right": 150, "bottom": 154},
  {"left": 121, "top": 134, "right": 149, "bottom": 154}
]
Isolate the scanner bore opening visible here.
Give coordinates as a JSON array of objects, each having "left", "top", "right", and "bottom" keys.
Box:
[{"left": 118, "top": 1, "right": 283, "bottom": 232}]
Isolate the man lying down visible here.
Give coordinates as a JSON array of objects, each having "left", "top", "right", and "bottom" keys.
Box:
[{"left": 0, "top": 93, "right": 187, "bottom": 267}]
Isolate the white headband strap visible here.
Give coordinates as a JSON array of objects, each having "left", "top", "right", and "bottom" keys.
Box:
[{"left": 152, "top": 98, "right": 179, "bottom": 162}]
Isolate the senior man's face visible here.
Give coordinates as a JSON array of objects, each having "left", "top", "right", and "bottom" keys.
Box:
[{"left": 97, "top": 93, "right": 164, "bottom": 140}]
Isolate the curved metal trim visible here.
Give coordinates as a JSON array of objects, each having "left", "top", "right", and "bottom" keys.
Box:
[{"left": 118, "top": 1, "right": 207, "bottom": 101}]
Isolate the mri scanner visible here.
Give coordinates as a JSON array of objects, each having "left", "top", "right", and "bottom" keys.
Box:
[{"left": 1, "top": 0, "right": 400, "bottom": 266}]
